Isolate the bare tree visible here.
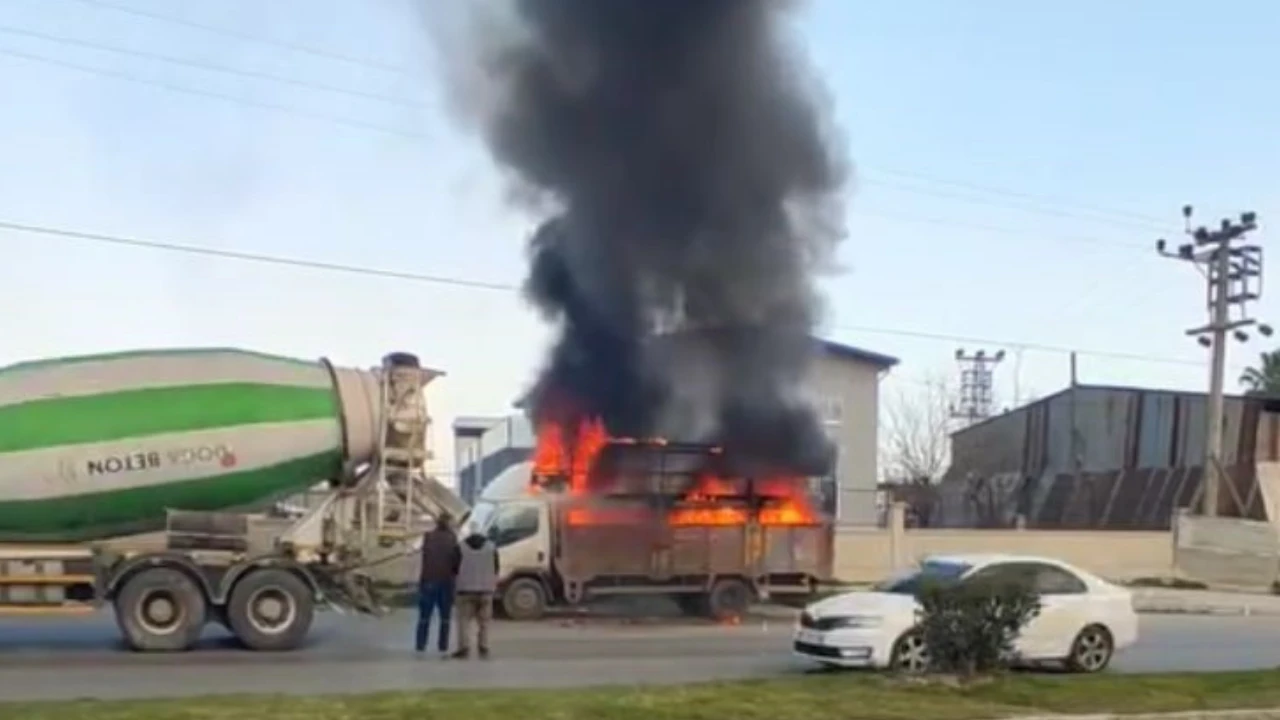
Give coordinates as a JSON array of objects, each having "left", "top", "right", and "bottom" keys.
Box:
[
  {"left": 880, "top": 375, "right": 955, "bottom": 528},
  {"left": 883, "top": 374, "right": 953, "bottom": 484}
]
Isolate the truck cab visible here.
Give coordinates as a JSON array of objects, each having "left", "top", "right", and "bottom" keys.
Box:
[{"left": 468, "top": 462, "right": 555, "bottom": 619}]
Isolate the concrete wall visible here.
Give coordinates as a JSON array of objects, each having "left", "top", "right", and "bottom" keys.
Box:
[
  {"left": 807, "top": 353, "right": 882, "bottom": 526},
  {"left": 1173, "top": 505, "right": 1280, "bottom": 591},
  {"left": 833, "top": 503, "right": 1175, "bottom": 584}
]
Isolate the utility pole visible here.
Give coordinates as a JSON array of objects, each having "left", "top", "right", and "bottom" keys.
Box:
[
  {"left": 1068, "top": 352, "right": 1092, "bottom": 524},
  {"left": 1012, "top": 347, "right": 1025, "bottom": 408},
  {"left": 1157, "top": 205, "right": 1269, "bottom": 517},
  {"left": 950, "top": 348, "right": 1005, "bottom": 427},
  {"left": 1069, "top": 352, "right": 1079, "bottom": 484}
]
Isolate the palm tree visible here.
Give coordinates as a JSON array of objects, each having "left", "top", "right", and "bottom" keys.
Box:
[{"left": 1239, "top": 349, "right": 1280, "bottom": 395}]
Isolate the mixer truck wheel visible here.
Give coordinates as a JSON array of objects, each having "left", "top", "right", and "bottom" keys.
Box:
[
  {"left": 226, "top": 568, "right": 315, "bottom": 652},
  {"left": 114, "top": 567, "right": 208, "bottom": 652}
]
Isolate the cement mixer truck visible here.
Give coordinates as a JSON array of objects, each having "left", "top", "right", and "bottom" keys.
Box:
[{"left": 0, "top": 347, "right": 468, "bottom": 652}]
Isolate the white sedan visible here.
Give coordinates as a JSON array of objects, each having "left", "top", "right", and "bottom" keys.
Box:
[{"left": 793, "top": 553, "right": 1139, "bottom": 673}]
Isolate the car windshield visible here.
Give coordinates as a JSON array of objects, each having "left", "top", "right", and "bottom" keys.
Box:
[{"left": 874, "top": 561, "right": 972, "bottom": 594}]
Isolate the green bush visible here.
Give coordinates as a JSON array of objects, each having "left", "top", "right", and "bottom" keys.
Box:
[{"left": 913, "top": 580, "right": 1041, "bottom": 676}]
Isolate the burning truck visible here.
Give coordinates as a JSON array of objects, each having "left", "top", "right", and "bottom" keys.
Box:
[{"left": 470, "top": 405, "right": 836, "bottom": 622}]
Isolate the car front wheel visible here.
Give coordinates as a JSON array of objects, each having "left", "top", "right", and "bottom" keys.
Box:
[
  {"left": 1065, "top": 624, "right": 1114, "bottom": 673},
  {"left": 890, "top": 631, "right": 930, "bottom": 674}
]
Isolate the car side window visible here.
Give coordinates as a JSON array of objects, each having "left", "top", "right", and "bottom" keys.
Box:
[
  {"left": 1029, "top": 564, "right": 1087, "bottom": 595},
  {"left": 965, "top": 562, "right": 1035, "bottom": 590}
]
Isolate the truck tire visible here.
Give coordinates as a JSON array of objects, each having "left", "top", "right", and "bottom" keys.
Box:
[
  {"left": 225, "top": 568, "right": 315, "bottom": 652},
  {"left": 114, "top": 567, "right": 208, "bottom": 652},
  {"left": 705, "top": 578, "right": 753, "bottom": 621},
  {"left": 500, "top": 577, "right": 547, "bottom": 621}
]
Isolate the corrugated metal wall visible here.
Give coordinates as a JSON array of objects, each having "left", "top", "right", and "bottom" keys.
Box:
[{"left": 937, "top": 386, "right": 1280, "bottom": 529}]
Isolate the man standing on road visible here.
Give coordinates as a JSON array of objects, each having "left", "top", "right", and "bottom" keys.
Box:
[
  {"left": 416, "top": 511, "right": 460, "bottom": 657},
  {"left": 451, "top": 523, "right": 499, "bottom": 660}
]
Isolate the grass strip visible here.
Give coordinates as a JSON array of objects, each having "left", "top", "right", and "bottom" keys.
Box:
[{"left": 6, "top": 670, "right": 1280, "bottom": 720}]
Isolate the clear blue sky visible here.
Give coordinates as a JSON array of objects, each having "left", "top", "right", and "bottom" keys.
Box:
[{"left": 1, "top": 0, "right": 1275, "bottom": 474}]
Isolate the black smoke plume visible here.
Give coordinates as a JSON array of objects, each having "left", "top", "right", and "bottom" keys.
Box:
[{"left": 446, "top": 0, "right": 849, "bottom": 476}]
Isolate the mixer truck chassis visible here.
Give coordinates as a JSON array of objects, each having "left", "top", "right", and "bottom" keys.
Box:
[
  {"left": 109, "top": 551, "right": 320, "bottom": 652},
  {"left": 0, "top": 543, "right": 332, "bottom": 652}
]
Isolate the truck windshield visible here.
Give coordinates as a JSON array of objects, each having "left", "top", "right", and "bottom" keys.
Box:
[
  {"left": 874, "top": 561, "right": 971, "bottom": 594},
  {"left": 486, "top": 503, "right": 540, "bottom": 547},
  {"left": 468, "top": 501, "right": 498, "bottom": 533}
]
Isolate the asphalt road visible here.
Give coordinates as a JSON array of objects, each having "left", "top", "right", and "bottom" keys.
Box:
[{"left": 0, "top": 612, "right": 1277, "bottom": 702}]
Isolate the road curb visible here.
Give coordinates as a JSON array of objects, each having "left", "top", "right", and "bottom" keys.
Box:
[
  {"left": 1002, "top": 708, "right": 1280, "bottom": 720},
  {"left": 756, "top": 603, "right": 1280, "bottom": 618},
  {"left": 1131, "top": 599, "right": 1280, "bottom": 617},
  {"left": 1135, "top": 605, "right": 1280, "bottom": 617},
  {"left": 378, "top": 600, "right": 1280, "bottom": 619}
]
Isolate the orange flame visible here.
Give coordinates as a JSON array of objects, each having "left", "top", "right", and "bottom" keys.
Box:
[
  {"left": 532, "top": 415, "right": 608, "bottom": 494},
  {"left": 531, "top": 415, "right": 822, "bottom": 528},
  {"left": 668, "top": 504, "right": 750, "bottom": 526},
  {"left": 758, "top": 497, "right": 819, "bottom": 526}
]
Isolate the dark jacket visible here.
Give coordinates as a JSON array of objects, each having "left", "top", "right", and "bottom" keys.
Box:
[{"left": 419, "top": 527, "right": 460, "bottom": 583}]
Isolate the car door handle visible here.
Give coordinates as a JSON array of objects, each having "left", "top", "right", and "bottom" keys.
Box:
[{"left": 537, "top": 551, "right": 545, "bottom": 562}]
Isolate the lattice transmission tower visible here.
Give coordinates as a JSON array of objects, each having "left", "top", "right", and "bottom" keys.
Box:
[{"left": 950, "top": 348, "right": 1005, "bottom": 427}]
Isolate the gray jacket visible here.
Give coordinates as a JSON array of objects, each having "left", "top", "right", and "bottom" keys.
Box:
[{"left": 455, "top": 533, "right": 500, "bottom": 594}]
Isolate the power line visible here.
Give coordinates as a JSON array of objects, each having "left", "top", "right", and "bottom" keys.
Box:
[
  {"left": 832, "top": 323, "right": 1217, "bottom": 368},
  {"left": 0, "top": 23, "right": 428, "bottom": 110},
  {"left": 0, "top": 219, "right": 514, "bottom": 291},
  {"left": 0, "top": 44, "right": 1220, "bottom": 371},
  {"left": 0, "top": 40, "right": 1168, "bottom": 253},
  {"left": 68, "top": 0, "right": 415, "bottom": 76},
  {"left": 856, "top": 208, "right": 1148, "bottom": 252},
  {"left": 1054, "top": 260, "right": 1173, "bottom": 328},
  {"left": 59, "top": 0, "right": 1180, "bottom": 242},
  {"left": 0, "top": 28, "right": 1173, "bottom": 242},
  {"left": 862, "top": 175, "right": 1171, "bottom": 234},
  {"left": 863, "top": 166, "right": 1171, "bottom": 229},
  {"left": 0, "top": 39, "right": 1173, "bottom": 250},
  {"left": 5, "top": 3, "right": 1192, "bottom": 250},
  {"left": 0, "top": 45, "right": 427, "bottom": 141},
  {"left": 0, "top": 30, "right": 1187, "bottom": 245},
  {"left": 0, "top": 217, "right": 1226, "bottom": 370}
]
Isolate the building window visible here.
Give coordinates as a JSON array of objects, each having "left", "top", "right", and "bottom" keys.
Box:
[{"left": 821, "top": 397, "right": 843, "bottom": 425}]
